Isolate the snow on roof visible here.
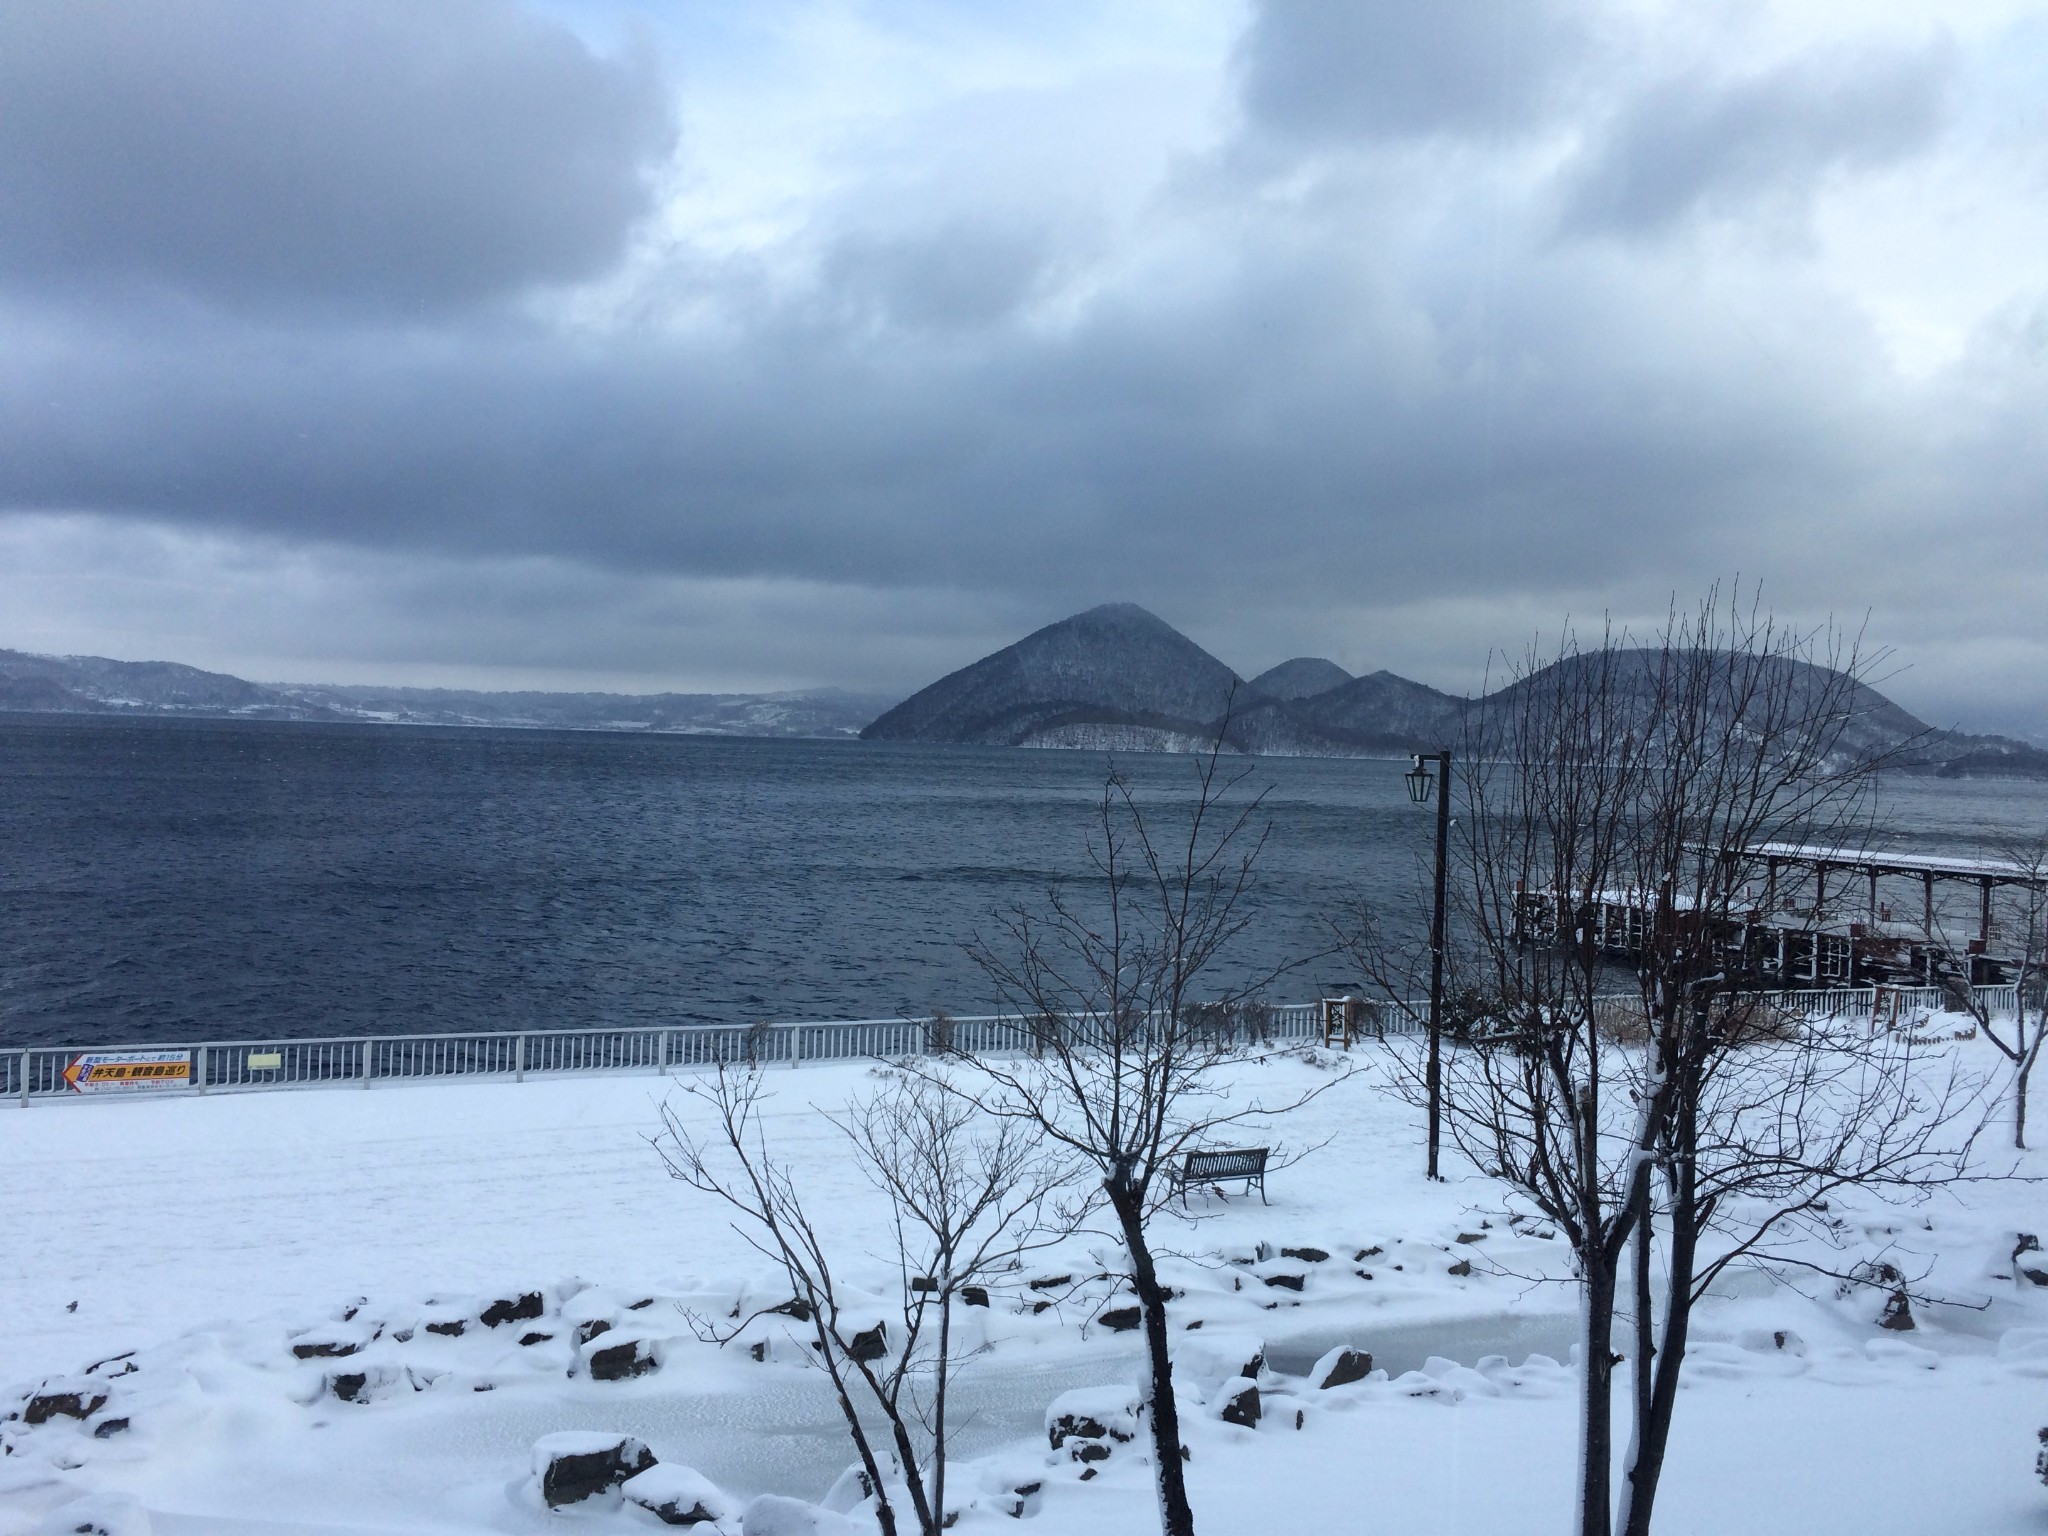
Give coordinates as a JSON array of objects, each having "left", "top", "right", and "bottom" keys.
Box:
[{"left": 1738, "top": 842, "right": 2044, "bottom": 883}]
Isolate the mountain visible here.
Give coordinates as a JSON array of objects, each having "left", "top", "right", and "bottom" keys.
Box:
[
  {"left": 861, "top": 604, "right": 1246, "bottom": 748},
  {"left": 1248, "top": 657, "right": 1352, "bottom": 700},
  {"left": 865, "top": 607, "right": 2048, "bottom": 775},
  {"left": 0, "top": 649, "right": 889, "bottom": 739}
]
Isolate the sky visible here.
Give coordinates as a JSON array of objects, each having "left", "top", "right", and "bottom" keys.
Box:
[{"left": 2, "top": 1, "right": 2046, "bottom": 735}]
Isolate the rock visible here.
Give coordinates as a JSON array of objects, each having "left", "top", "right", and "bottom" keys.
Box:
[
  {"left": 533, "top": 1431, "right": 657, "bottom": 1508},
  {"left": 622, "top": 1464, "right": 733, "bottom": 1527},
  {"left": 1354, "top": 1246, "right": 1383, "bottom": 1260},
  {"left": 1878, "top": 1289, "right": 1915, "bottom": 1331},
  {"left": 739, "top": 1493, "right": 868, "bottom": 1536},
  {"left": 519, "top": 1331, "right": 553, "bottom": 1346},
  {"left": 425, "top": 1319, "right": 466, "bottom": 1338},
  {"left": 291, "top": 1338, "right": 362, "bottom": 1360},
  {"left": 1002, "top": 1480, "right": 1043, "bottom": 1519},
  {"left": 1280, "top": 1247, "right": 1330, "bottom": 1263},
  {"left": 23, "top": 1387, "right": 109, "bottom": 1425},
  {"left": 1448, "top": 1259, "right": 1473, "bottom": 1277},
  {"left": 1455, "top": 1232, "right": 1487, "bottom": 1244},
  {"left": 482, "top": 1292, "right": 545, "bottom": 1328},
  {"left": 576, "top": 1319, "right": 613, "bottom": 1345},
  {"left": 1312, "top": 1347, "right": 1374, "bottom": 1389},
  {"left": 1046, "top": 1386, "right": 1139, "bottom": 1463},
  {"left": 2037, "top": 1426, "right": 2048, "bottom": 1488},
  {"left": 1214, "top": 1377, "right": 1260, "bottom": 1428},
  {"left": 961, "top": 1286, "right": 990, "bottom": 1308},
  {"left": 1261, "top": 1274, "right": 1305, "bottom": 1292},
  {"left": 2022, "top": 1268, "right": 2048, "bottom": 1288},
  {"left": 846, "top": 1323, "right": 887, "bottom": 1363},
  {"left": 1027, "top": 1275, "right": 1073, "bottom": 1291},
  {"left": 92, "top": 1417, "right": 131, "bottom": 1438},
  {"left": 36, "top": 1491, "right": 151, "bottom": 1536},
  {"left": 1098, "top": 1306, "right": 1142, "bottom": 1332},
  {"left": 329, "top": 1372, "right": 369, "bottom": 1403},
  {"left": 588, "top": 1339, "right": 659, "bottom": 1381},
  {"left": 767, "top": 1297, "right": 814, "bottom": 1323}
]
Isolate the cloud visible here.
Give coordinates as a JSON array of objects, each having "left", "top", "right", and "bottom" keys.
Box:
[
  {"left": 0, "top": 0, "right": 676, "bottom": 310},
  {"left": 1233, "top": 0, "right": 1592, "bottom": 142},
  {"left": 0, "top": 1, "right": 2043, "bottom": 737},
  {"left": 1560, "top": 40, "right": 1955, "bottom": 236}
]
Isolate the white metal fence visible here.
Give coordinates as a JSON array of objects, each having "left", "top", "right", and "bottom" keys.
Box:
[{"left": 2, "top": 984, "right": 2012, "bottom": 1106}]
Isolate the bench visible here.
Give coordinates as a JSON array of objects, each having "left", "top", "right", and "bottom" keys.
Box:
[{"left": 1170, "top": 1146, "right": 1270, "bottom": 1205}]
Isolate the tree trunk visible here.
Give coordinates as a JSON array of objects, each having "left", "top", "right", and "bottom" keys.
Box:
[
  {"left": 1113, "top": 1188, "right": 1196, "bottom": 1536},
  {"left": 1620, "top": 1103, "right": 1700, "bottom": 1536},
  {"left": 1578, "top": 1260, "right": 1618, "bottom": 1536}
]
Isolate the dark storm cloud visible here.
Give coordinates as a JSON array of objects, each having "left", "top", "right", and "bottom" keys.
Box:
[
  {"left": 1234, "top": 0, "right": 1591, "bottom": 141},
  {"left": 1560, "top": 41, "right": 1955, "bottom": 235},
  {"left": 0, "top": 1, "right": 2041, "bottom": 730},
  {"left": 0, "top": 0, "right": 675, "bottom": 310}
]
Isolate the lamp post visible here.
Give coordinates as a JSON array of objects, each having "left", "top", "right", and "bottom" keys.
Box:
[{"left": 1404, "top": 750, "right": 1451, "bottom": 1180}]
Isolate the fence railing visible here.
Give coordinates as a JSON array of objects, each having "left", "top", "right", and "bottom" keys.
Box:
[{"left": 2, "top": 985, "right": 2010, "bottom": 1106}]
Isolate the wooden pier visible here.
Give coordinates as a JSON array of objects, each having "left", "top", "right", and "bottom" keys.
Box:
[{"left": 1513, "top": 842, "right": 2047, "bottom": 991}]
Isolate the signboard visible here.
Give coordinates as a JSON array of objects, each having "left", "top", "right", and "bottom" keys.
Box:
[
  {"left": 246, "top": 1051, "right": 283, "bottom": 1071},
  {"left": 63, "top": 1051, "right": 192, "bottom": 1092}
]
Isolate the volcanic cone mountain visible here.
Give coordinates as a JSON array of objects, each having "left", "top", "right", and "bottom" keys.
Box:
[{"left": 861, "top": 603, "right": 1249, "bottom": 750}]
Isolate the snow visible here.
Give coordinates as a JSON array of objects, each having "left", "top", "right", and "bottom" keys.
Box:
[{"left": 2, "top": 1048, "right": 2044, "bottom": 1534}]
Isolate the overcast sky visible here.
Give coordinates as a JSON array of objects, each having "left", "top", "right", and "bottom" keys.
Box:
[{"left": 2, "top": 1, "right": 2045, "bottom": 734}]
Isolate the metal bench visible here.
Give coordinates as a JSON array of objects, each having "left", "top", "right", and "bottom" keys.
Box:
[{"left": 1170, "top": 1146, "right": 1269, "bottom": 1205}]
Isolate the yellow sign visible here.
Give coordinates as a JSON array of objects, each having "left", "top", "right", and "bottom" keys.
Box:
[
  {"left": 246, "top": 1051, "right": 283, "bottom": 1070},
  {"left": 63, "top": 1051, "right": 192, "bottom": 1092}
]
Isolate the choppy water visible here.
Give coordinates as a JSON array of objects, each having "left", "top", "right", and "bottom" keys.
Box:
[{"left": 3, "top": 715, "right": 2045, "bottom": 1048}]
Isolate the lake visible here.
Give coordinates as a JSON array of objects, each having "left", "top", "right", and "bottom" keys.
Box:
[{"left": 3, "top": 715, "right": 2045, "bottom": 1047}]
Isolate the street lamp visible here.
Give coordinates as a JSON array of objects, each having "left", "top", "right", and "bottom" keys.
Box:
[{"left": 1407, "top": 750, "right": 1450, "bottom": 1180}]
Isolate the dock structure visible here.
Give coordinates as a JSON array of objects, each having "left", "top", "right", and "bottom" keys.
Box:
[{"left": 1513, "top": 842, "right": 2047, "bottom": 992}]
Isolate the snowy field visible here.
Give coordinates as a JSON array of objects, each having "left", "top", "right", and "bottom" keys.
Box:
[{"left": 3, "top": 1047, "right": 2045, "bottom": 1535}]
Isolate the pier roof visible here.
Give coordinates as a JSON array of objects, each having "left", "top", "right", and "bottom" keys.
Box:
[{"left": 1735, "top": 842, "right": 2046, "bottom": 888}]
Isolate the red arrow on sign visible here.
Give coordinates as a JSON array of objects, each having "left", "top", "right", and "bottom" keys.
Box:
[{"left": 62, "top": 1057, "right": 85, "bottom": 1091}]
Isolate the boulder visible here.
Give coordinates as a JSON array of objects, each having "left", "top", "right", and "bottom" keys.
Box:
[
  {"left": 36, "top": 1492, "right": 151, "bottom": 1536},
  {"left": 1213, "top": 1377, "right": 1260, "bottom": 1428},
  {"left": 1447, "top": 1259, "right": 1473, "bottom": 1277},
  {"left": 291, "top": 1337, "right": 363, "bottom": 1360},
  {"left": 482, "top": 1292, "right": 546, "bottom": 1328},
  {"left": 740, "top": 1493, "right": 867, "bottom": 1536},
  {"left": 588, "top": 1338, "right": 660, "bottom": 1381},
  {"left": 329, "top": 1372, "right": 369, "bottom": 1403},
  {"left": 846, "top": 1324, "right": 887, "bottom": 1363},
  {"left": 532, "top": 1431, "right": 657, "bottom": 1508},
  {"left": 1878, "top": 1289, "right": 1916, "bottom": 1331},
  {"left": 1312, "top": 1347, "right": 1374, "bottom": 1389},
  {"left": 424, "top": 1319, "right": 466, "bottom": 1338},
  {"left": 1046, "top": 1386, "right": 1140, "bottom": 1462},
  {"left": 1280, "top": 1247, "right": 1329, "bottom": 1263},
  {"left": 1097, "top": 1306, "right": 1142, "bottom": 1333},
  {"left": 961, "top": 1286, "right": 990, "bottom": 1308},
  {"left": 93, "top": 1417, "right": 131, "bottom": 1439},
  {"left": 23, "top": 1386, "right": 108, "bottom": 1425},
  {"left": 622, "top": 1464, "right": 733, "bottom": 1527},
  {"left": 576, "top": 1318, "right": 613, "bottom": 1345},
  {"left": 1261, "top": 1274, "right": 1305, "bottom": 1292}
]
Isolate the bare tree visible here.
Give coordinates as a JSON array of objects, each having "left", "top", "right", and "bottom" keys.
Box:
[
  {"left": 936, "top": 744, "right": 1342, "bottom": 1536},
  {"left": 1342, "top": 588, "right": 1979, "bottom": 1536},
  {"left": 1927, "top": 833, "right": 2048, "bottom": 1148},
  {"left": 656, "top": 1066, "right": 1072, "bottom": 1536}
]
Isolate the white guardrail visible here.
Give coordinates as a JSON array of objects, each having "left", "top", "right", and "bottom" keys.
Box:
[{"left": 2, "top": 984, "right": 2015, "bottom": 1106}]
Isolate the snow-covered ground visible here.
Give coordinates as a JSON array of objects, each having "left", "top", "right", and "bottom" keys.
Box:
[{"left": 2, "top": 1048, "right": 2044, "bottom": 1535}]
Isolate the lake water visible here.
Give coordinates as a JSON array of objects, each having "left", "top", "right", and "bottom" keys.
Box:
[{"left": 3, "top": 715, "right": 2045, "bottom": 1048}]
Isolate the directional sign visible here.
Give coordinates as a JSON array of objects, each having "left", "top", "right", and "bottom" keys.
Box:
[{"left": 62, "top": 1051, "right": 192, "bottom": 1092}]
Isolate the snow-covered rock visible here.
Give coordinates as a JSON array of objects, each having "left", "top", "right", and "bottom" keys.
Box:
[
  {"left": 739, "top": 1493, "right": 866, "bottom": 1535},
  {"left": 622, "top": 1463, "right": 733, "bottom": 1526},
  {"left": 1311, "top": 1346, "right": 1374, "bottom": 1389},
  {"left": 531, "top": 1431, "right": 657, "bottom": 1508}
]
